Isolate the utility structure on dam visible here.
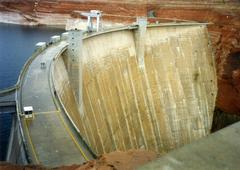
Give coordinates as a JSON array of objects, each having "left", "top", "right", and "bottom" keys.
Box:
[{"left": 5, "top": 17, "right": 231, "bottom": 168}]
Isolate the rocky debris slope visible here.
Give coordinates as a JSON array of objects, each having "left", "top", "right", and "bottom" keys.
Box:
[
  {"left": 0, "top": 1, "right": 240, "bottom": 115},
  {"left": 0, "top": 150, "right": 157, "bottom": 170}
]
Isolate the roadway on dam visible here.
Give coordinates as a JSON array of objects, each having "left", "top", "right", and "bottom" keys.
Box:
[{"left": 20, "top": 41, "right": 92, "bottom": 167}]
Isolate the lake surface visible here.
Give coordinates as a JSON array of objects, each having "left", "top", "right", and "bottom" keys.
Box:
[
  {"left": 0, "top": 110, "right": 13, "bottom": 160},
  {"left": 0, "top": 23, "right": 64, "bottom": 160},
  {"left": 0, "top": 23, "right": 64, "bottom": 90}
]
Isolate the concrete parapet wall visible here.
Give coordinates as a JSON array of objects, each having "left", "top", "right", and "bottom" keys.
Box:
[
  {"left": 53, "top": 24, "right": 217, "bottom": 155},
  {"left": 52, "top": 56, "right": 86, "bottom": 139},
  {"left": 35, "top": 42, "right": 46, "bottom": 51},
  {"left": 13, "top": 39, "right": 67, "bottom": 164},
  {"left": 50, "top": 35, "right": 61, "bottom": 44},
  {"left": 61, "top": 32, "right": 69, "bottom": 41},
  {"left": 11, "top": 45, "right": 49, "bottom": 164}
]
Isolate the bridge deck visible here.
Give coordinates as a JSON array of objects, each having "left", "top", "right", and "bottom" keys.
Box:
[{"left": 20, "top": 42, "right": 92, "bottom": 167}]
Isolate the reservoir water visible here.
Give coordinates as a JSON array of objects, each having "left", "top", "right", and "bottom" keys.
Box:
[
  {"left": 0, "top": 23, "right": 63, "bottom": 160},
  {"left": 0, "top": 23, "right": 63, "bottom": 90}
]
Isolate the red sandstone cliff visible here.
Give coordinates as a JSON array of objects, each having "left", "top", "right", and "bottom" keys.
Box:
[{"left": 0, "top": 0, "right": 240, "bottom": 115}]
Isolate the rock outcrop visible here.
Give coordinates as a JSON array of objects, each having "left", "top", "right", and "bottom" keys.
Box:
[
  {"left": 0, "top": 0, "right": 240, "bottom": 115},
  {"left": 0, "top": 149, "right": 157, "bottom": 170}
]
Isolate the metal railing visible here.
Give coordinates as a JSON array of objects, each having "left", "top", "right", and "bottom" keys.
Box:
[{"left": 5, "top": 41, "right": 54, "bottom": 164}]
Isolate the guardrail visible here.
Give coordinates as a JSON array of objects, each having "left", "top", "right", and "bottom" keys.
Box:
[
  {"left": 0, "top": 45, "right": 47, "bottom": 96},
  {"left": 14, "top": 47, "right": 47, "bottom": 164},
  {"left": 0, "top": 85, "right": 17, "bottom": 96},
  {"left": 14, "top": 32, "right": 70, "bottom": 164},
  {"left": 49, "top": 41, "right": 97, "bottom": 159},
  {"left": 5, "top": 34, "right": 65, "bottom": 164},
  {"left": 3, "top": 46, "right": 46, "bottom": 164}
]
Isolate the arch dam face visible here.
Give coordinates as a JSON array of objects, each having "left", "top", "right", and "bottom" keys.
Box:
[{"left": 52, "top": 23, "right": 217, "bottom": 156}]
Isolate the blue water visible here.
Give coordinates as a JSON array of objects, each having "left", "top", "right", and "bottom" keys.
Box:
[
  {"left": 0, "top": 23, "right": 64, "bottom": 160},
  {"left": 0, "top": 23, "right": 64, "bottom": 89},
  {"left": 0, "top": 111, "right": 13, "bottom": 160}
]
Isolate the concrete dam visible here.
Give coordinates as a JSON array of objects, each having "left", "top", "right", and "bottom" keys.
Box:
[
  {"left": 6, "top": 20, "right": 233, "bottom": 168},
  {"left": 53, "top": 22, "right": 217, "bottom": 156}
]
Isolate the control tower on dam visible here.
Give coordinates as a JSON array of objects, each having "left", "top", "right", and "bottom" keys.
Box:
[{"left": 14, "top": 19, "right": 217, "bottom": 167}]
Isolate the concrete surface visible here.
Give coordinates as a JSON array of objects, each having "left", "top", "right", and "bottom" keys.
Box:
[
  {"left": 20, "top": 42, "right": 92, "bottom": 167},
  {"left": 138, "top": 122, "right": 240, "bottom": 170},
  {"left": 58, "top": 23, "right": 217, "bottom": 155}
]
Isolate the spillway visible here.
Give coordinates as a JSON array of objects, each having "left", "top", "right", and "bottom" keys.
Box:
[{"left": 52, "top": 22, "right": 217, "bottom": 155}]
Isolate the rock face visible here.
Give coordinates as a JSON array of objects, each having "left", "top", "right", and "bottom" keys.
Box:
[
  {"left": 76, "top": 150, "right": 157, "bottom": 170},
  {"left": 0, "top": 150, "right": 157, "bottom": 170},
  {"left": 0, "top": 1, "right": 240, "bottom": 115}
]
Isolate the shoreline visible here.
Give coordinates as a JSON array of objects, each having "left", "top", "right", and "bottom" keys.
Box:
[
  {"left": 0, "top": 21, "right": 66, "bottom": 29},
  {"left": 0, "top": 11, "right": 69, "bottom": 28},
  {"left": 0, "top": 11, "right": 125, "bottom": 29}
]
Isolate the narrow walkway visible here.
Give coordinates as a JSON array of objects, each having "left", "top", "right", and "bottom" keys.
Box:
[
  {"left": 20, "top": 42, "right": 91, "bottom": 167},
  {"left": 138, "top": 122, "right": 240, "bottom": 170}
]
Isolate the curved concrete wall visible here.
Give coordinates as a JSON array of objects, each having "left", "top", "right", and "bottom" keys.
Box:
[
  {"left": 52, "top": 56, "right": 86, "bottom": 136},
  {"left": 53, "top": 24, "right": 217, "bottom": 155}
]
